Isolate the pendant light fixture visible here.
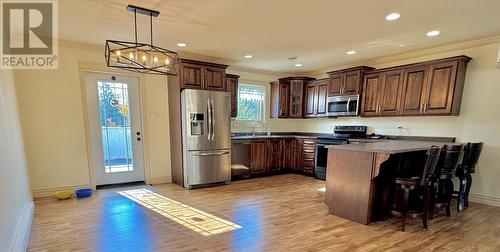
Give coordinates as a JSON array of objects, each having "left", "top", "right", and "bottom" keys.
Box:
[{"left": 105, "top": 5, "right": 181, "bottom": 75}]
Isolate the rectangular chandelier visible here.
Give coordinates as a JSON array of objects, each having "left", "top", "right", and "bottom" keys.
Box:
[{"left": 104, "top": 5, "right": 181, "bottom": 76}]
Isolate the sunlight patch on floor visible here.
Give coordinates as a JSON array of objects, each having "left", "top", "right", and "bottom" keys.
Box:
[{"left": 118, "top": 189, "right": 241, "bottom": 236}]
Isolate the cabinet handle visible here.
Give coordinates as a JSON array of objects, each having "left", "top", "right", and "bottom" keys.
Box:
[
  {"left": 420, "top": 103, "right": 423, "bottom": 113},
  {"left": 424, "top": 103, "right": 428, "bottom": 113}
]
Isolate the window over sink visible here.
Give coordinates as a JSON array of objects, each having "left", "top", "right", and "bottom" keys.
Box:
[{"left": 236, "top": 84, "right": 265, "bottom": 122}]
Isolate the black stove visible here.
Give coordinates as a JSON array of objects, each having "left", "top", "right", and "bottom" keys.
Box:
[{"left": 315, "top": 126, "right": 367, "bottom": 180}]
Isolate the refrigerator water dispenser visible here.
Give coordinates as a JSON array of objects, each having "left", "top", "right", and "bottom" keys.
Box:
[{"left": 190, "top": 113, "right": 204, "bottom": 135}]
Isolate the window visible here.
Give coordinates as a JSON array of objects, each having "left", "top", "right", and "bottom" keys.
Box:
[{"left": 236, "top": 84, "right": 265, "bottom": 121}]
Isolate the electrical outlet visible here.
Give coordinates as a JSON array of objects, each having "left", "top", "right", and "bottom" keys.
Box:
[{"left": 396, "top": 123, "right": 410, "bottom": 135}]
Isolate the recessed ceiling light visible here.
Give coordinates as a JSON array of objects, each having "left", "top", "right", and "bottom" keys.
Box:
[
  {"left": 399, "top": 44, "right": 405, "bottom": 47},
  {"left": 385, "top": 12, "right": 400, "bottom": 21},
  {"left": 426, "top": 30, "right": 440, "bottom": 37},
  {"left": 177, "top": 42, "right": 187, "bottom": 47},
  {"left": 294, "top": 63, "right": 302, "bottom": 67},
  {"left": 244, "top": 55, "right": 253, "bottom": 59},
  {"left": 346, "top": 50, "right": 356, "bottom": 55}
]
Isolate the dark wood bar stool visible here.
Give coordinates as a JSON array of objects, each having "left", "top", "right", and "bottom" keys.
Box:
[
  {"left": 456, "top": 142, "right": 484, "bottom": 212},
  {"left": 431, "top": 144, "right": 463, "bottom": 218},
  {"left": 391, "top": 146, "right": 441, "bottom": 232}
]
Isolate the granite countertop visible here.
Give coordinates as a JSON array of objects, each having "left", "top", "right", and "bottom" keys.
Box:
[
  {"left": 231, "top": 134, "right": 317, "bottom": 140},
  {"left": 326, "top": 140, "right": 454, "bottom": 154}
]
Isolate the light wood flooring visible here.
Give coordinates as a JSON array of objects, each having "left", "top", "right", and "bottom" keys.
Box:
[{"left": 29, "top": 174, "right": 500, "bottom": 251}]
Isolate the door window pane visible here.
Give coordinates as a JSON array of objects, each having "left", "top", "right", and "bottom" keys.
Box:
[
  {"left": 97, "top": 81, "right": 134, "bottom": 173},
  {"left": 236, "top": 84, "right": 265, "bottom": 121}
]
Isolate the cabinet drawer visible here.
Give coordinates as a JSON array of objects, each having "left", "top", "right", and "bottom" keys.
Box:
[
  {"left": 303, "top": 152, "right": 315, "bottom": 160},
  {"left": 302, "top": 139, "right": 316, "bottom": 145}
]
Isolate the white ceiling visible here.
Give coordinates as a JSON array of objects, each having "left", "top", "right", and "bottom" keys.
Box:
[{"left": 60, "top": 0, "right": 500, "bottom": 73}]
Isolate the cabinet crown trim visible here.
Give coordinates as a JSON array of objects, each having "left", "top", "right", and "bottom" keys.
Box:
[
  {"left": 327, "top": 66, "right": 375, "bottom": 75},
  {"left": 278, "top": 76, "right": 316, "bottom": 82},
  {"left": 364, "top": 55, "right": 471, "bottom": 74},
  {"left": 181, "top": 58, "right": 228, "bottom": 69}
]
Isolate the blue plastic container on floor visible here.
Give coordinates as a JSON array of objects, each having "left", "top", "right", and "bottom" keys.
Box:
[{"left": 75, "top": 188, "right": 92, "bottom": 198}]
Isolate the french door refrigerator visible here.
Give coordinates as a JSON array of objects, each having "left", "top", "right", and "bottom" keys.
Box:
[{"left": 181, "top": 89, "right": 231, "bottom": 189}]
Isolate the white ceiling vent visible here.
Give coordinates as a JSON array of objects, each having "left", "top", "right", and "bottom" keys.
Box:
[{"left": 497, "top": 47, "right": 500, "bottom": 69}]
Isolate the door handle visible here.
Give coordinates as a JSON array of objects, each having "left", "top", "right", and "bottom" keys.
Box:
[
  {"left": 207, "top": 99, "right": 212, "bottom": 141},
  {"left": 210, "top": 99, "right": 215, "bottom": 141},
  {"left": 193, "top": 151, "right": 230, "bottom": 156}
]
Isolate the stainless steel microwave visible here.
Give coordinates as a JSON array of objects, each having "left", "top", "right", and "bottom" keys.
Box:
[{"left": 327, "top": 94, "right": 360, "bottom": 117}]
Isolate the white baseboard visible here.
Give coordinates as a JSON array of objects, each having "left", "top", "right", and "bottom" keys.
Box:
[
  {"left": 11, "top": 201, "right": 34, "bottom": 252},
  {"left": 469, "top": 193, "right": 500, "bottom": 207},
  {"left": 149, "top": 176, "right": 172, "bottom": 185},
  {"left": 32, "top": 184, "right": 91, "bottom": 198}
]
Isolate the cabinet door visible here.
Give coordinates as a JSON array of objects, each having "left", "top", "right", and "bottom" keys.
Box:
[
  {"left": 226, "top": 76, "right": 238, "bottom": 118},
  {"left": 316, "top": 81, "right": 328, "bottom": 117},
  {"left": 250, "top": 140, "right": 267, "bottom": 174},
  {"left": 343, "top": 70, "right": 361, "bottom": 95},
  {"left": 361, "top": 73, "right": 383, "bottom": 117},
  {"left": 328, "top": 74, "right": 343, "bottom": 96},
  {"left": 422, "top": 61, "right": 458, "bottom": 115},
  {"left": 267, "top": 139, "right": 282, "bottom": 171},
  {"left": 304, "top": 83, "right": 317, "bottom": 117},
  {"left": 400, "top": 66, "right": 428, "bottom": 115},
  {"left": 380, "top": 70, "right": 403, "bottom": 116},
  {"left": 278, "top": 84, "right": 290, "bottom": 118},
  {"left": 180, "top": 63, "right": 203, "bottom": 89},
  {"left": 289, "top": 80, "right": 304, "bottom": 118},
  {"left": 204, "top": 67, "right": 226, "bottom": 91},
  {"left": 293, "top": 139, "right": 303, "bottom": 171},
  {"left": 282, "top": 138, "right": 294, "bottom": 169}
]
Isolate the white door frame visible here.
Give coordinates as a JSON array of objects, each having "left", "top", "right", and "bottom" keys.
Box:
[{"left": 83, "top": 70, "right": 146, "bottom": 186}]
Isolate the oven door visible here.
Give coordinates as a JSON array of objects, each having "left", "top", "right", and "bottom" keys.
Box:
[
  {"left": 327, "top": 95, "right": 360, "bottom": 117},
  {"left": 315, "top": 139, "right": 348, "bottom": 180}
]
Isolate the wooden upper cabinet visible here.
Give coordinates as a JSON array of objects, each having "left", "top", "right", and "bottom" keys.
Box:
[
  {"left": 180, "top": 63, "right": 204, "bottom": 89},
  {"left": 289, "top": 80, "right": 305, "bottom": 118},
  {"left": 328, "top": 74, "right": 343, "bottom": 96},
  {"left": 180, "top": 59, "right": 228, "bottom": 91},
  {"left": 270, "top": 77, "right": 314, "bottom": 118},
  {"left": 279, "top": 84, "right": 290, "bottom": 117},
  {"left": 423, "top": 61, "right": 458, "bottom": 115},
  {"left": 316, "top": 79, "right": 328, "bottom": 116},
  {"left": 361, "top": 73, "right": 383, "bottom": 117},
  {"left": 304, "top": 82, "right": 317, "bottom": 118},
  {"left": 304, "top": 79, "right": 328, "bottom": 118},
  {"left": 400, "top": 66, "right": 428, "bottom": 115},
  {"left": 327, "top": 66, "right": 374, "bottom": 97},
  {"left": 380, "top": 70, "right": 403, "bottom": 116},
  {"left": 343, "top": 70, "right": 361, "bottom": 95},
  {"left": 360, "top": 55, "right": 470, "bottom": 117},
  {"left": 226, "top": 74, "right": 239, "bottom": 118},
  {"left": 205, "top": 66, "right": 226, "bottom": 91}
]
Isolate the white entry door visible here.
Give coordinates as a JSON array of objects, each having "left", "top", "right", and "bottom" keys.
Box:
[{"left": 85, "top": 72, "right": 145, "bottom": 186}]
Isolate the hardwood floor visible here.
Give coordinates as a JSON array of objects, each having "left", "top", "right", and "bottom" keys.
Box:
[{"left": 29, "top": 174, "right": 500, "bottom": 251}]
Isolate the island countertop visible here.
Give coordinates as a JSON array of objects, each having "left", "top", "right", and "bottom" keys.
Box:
[{"left": 326, "top": 140, "right": 454, "bottom": 154}]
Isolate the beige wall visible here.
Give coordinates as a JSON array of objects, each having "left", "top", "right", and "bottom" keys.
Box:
[
  {"left": 263, "top": 41, "right": 500, "bottom": 204},
  {"left": 0, "top": 69, "right": 33, "bottom": 251},
  {"left": 14, "top": 42, "right": 172, "bottom": 195}
]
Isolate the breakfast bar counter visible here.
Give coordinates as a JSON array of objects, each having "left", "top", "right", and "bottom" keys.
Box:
[{"left": 324, "top": 140, "right": 452, "bottom": 225}]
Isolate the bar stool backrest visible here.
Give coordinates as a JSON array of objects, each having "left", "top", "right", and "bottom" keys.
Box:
[
  {"left": 461, "top": 142, "right": 484, "bottom": 173},
  {"left": 420, "top": 146, "right": 442, "bottom": 185},
  {"left": 437, "top": 144, "right": 463, "bottom": 179}
]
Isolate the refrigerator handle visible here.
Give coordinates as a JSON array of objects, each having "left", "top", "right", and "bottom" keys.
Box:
[
  {"left": 207, "top": 99, "right": 212, "bottom": 141},
  {"left": 211, "top": 99, "right": 215, "bottom": 141}
]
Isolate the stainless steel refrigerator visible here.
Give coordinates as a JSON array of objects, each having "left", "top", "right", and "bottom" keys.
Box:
[{"left": 181, "top": 89, "right": 231, "bottom": 189}]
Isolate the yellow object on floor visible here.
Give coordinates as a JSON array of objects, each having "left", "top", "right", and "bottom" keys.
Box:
[{"left": 54, "top": 190, "right": 73, "bottom": 200}]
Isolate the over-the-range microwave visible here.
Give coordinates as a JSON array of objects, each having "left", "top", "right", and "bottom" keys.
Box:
[{"left": 327, "top": 94, "right": 360, "bottom": 117}]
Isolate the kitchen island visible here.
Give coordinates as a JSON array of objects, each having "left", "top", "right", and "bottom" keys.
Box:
[{"left": 324, "top": 140, "right": 453, "bottom": 225}]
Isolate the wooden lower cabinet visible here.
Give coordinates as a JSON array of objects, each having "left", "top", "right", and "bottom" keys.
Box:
[
  {"left": 250, "top": 140, "right": 267, "bottom": 174},
  {"left": 248, "top": 137, "right": 316, "bottom": 176},
  {"left": 267, "top": 139, "right": 283, "bottom": 171}
]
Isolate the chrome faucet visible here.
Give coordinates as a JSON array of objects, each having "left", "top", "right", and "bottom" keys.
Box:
[{"left": 251, "top": 120, "right": 265, "bottom": 136}]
